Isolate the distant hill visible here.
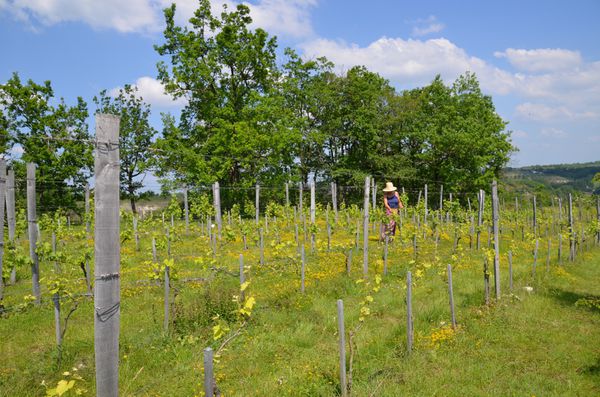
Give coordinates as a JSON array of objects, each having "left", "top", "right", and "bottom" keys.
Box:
[{"left": 501, "top": 160, "right": 600, "bottom": 196}]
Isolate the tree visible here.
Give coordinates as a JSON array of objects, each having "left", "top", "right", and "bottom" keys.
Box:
[
  {"left": 94, "top": 85, "right": 156, "bottom": 213},
  {"left": 153, "top": 0, "right": 292, "bottom": 202},
  {"left": 0, "top": 72, "right": 92, "bottom": 211},
  {"left": 397, "top": 73, "right": 515, "bottom": 194}
]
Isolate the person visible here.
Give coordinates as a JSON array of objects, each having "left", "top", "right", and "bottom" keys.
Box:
[{"left": 382, "top": 181, "right": 403, "bottom": 239}]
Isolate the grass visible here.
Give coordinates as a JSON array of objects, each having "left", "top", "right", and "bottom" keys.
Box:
[{"left": 1, "top": 207, "right": 599, "bottom": 396}]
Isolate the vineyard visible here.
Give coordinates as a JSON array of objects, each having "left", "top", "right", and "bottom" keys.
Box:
[{"left": 1, "top": 144, "right": 600, "bottom": 396}]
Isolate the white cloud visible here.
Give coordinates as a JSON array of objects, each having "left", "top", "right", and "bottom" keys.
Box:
[
  {"left": 494, "top": 48, "right": 582, "bottom": 72},
  {"left": 1, "top": 0, "right": 160, "bottom": 33},
  {"left": 109, "top": 76, "right": 187, "bottom": 108},
  {"left": 299, "top": 37, "right": 516, "bottom": 93},
  {"left": 512, "top": 130, "right": 529, "bottom": 138},
  {"left": 411, "top": 15, "right": 445, "bottom": 37},
  {"left": 515, "top": 102, "right": 597, "bottom": 122},
  {"left": 1, "top": 0, "right": 316, "bottom": 37},
  {"left": 540, "top": 127, "right": 567, "bottom": 138}
]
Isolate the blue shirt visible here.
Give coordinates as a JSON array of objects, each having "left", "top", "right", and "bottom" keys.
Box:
[{"left": 387, "top": 194, "right": 399, "bottom": 209}]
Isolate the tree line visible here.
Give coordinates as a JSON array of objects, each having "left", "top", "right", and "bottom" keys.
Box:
[{"left": 0, "top": 0, "right": 515, "bottom": 212}]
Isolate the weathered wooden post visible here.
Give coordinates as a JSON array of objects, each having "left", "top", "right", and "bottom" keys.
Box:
[
  {"left": 85, "top": 183, "right": 91, "bottom": 236},
  {"left": 363, "top": 176, "right": 370, "bottom": 277},
  {"left": 7, "top": 169, "right": 16, "bottom": 284},
  {"left": 0, "top": 161, "right": 5, "bottom": 300},
  {"left": 424, "top": 184, "right": 428, "bottom": 225},
  {"left": 27, "top": 162, "right": 40, "bottom": 305},
  {"left": 285, "top": 182, "right": 289, "bottom": 207},
  {"left": 447, "top": 264, "right": 456, "bottom": 329},
  {"left": 331, "top": 182, "right": 338, "bottom": 224},
  {"left": 508, "top": 251, "right": 513, "bottom": 291},
  {"left": 259, "top": 228, "right": 264, "bottom": 265},
  {"left": 310, "top": 181, "right": 316, "bottom": 224},
  {"left": 301, "top": 245, "right": 306, "bottom": 294},
  {"left": 184, "top": 187, "right": 189, "bottom": 235},
  {"left": 407, "top": 271, "right": 413, "bottom": 353},
  {"left": 94, "top": 113, "right": 120, "bottom": 397},
  {"left": 568, "top": 193, "right": 574, "bottom": 261},
  {"left": 204, "top": 347, "right": 214, "bottom": 397},
  {"left": 346, "top": 249, "right": 352, "bottom": 275},
  {"left": 383, "top": 235, "right": 389, "bottom": 275},
  {"left": 439, "top": 185, "right": 444, "bottom": 222},
  {"left": 492, "top": 180, "right": 501, "bottom": 299},
  {"left": 255, "top": 183, "right": 260, "bottom": 225},
  {"left": 214, "top": 182, "right": 222, "bottom": 238},
  {"left": 298, "top": 182, "right": 303, "bottom": 219},
  {"left": 239, "top": 254, "right": 245, "bottom": 301},
  {"left": 337, "top": 299, "right": 347, "bottom": 397},
  {"left": 477, "top": 189, "right": 485, "bottom": 250},
  {"left": 532, "top": 238, "right": 539, "bottom": 277},
  {"left": 164, "top": 261, "right": 170, "bottom": 332},
  {"left": 533, "top": 195, "right": 537, "bottom": 237}
]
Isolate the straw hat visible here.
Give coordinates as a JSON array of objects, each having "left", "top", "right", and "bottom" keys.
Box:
[{"left": 382, "top": 182, "right": 397, "bottom": 192}]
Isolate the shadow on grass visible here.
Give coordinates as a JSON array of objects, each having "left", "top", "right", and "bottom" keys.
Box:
[{"left": 547, "top": 288, "right": 600, "bottom": 313}]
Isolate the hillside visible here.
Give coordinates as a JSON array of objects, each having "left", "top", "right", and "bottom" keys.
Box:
[{"left": 502, "top": 160, "right": 600, "bottom": 195}]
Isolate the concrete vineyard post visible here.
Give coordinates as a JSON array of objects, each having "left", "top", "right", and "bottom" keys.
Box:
[
  {"left": 27, "top": 162, "right": 40, "bottom": 305},
  {"left": 337, "top": 299, "right": 347, "bottom": 397},
  {"left": 93, "top": 114, "right": 120, "bottom": 397}
]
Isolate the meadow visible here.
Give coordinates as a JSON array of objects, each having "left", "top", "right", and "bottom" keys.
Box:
[{"left": 1, "top": 193, "right": 599, "bottom": 396}]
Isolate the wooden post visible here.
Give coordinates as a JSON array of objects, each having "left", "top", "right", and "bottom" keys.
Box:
[
  {"left": 491, "top": 180, "right": 501, "bottom": 299},
  {"left": 164, "top": 263, "right": 170, "bottom": 332},
  {"left": 7, "top": 169, "right": 16, "bottom": 284},
  {"left": 447, "top": 264, "right": 456, "bottom": 329},
  {"left": 310, "top": 181, "right": 316, "bottom": 225},
  {"left": 424, "top": 184, "right": 428, "bottom": 224},
  {"left": 546, "top": 238, "right": 551, "bottom": 273},
  {"left": 184, "top": 187, "right": 189, "bottom": 235},
  {"left": 203, "top": 347, "right": 214, "bottom": 397},
  {"left": 285, "top": 182, "right": 289, "bottom": 207},
  {"left": 477, "top": 190, "right": 484, "bottom": 250},
  {"left": 152, "top": 237, "right": 157, "bottom": 263},
  {"left": 0, "top": 161, "right": 5, "bottom": 300},
  {"left": 596, "top": 197, "right": 600, "bottom": 245},
  {"left": 533, "top": 194, "right": 537, "bottom": 237},
  {"left": 532, "top": 239, "right": 539, "bottom": 278},
  {"left": 337, "top": 299, "right": 347, "bottom": 397},
  {"left": 259, "top": 228, "right": 264, "bottom": 265},
  {"left": 371, "top": 178, "right": 376, "bottom": 211},
  {"left": 255, "top": 184, "right": 260, "bottom": 225},
  {"left": 383, "top": 235, "right": 389, "bottom": 275},
  {"left": 568, "top": 193, "right": 574, "bottom": 261},
  {"left": 298, "top": 182, "right": 303, "bottom": 220},
  {"left": 27, "top": 162, "right": 40, "bottom": 305},
  {"left": 346, "top": 249, "right": 352, "bottom": 275},
  {"left": 407, "top": 271, "right": 413, "bottom": 353},
  {"left": 214, "top": 182, "right": 222, "bottom": 239},
  {"left": 301, "top": 245, "right": 306, "bottom": 294},
  {"left": 85, "top": 183, "right": 91, "bottom": 236},
  {"left": 508, "top": 251, "right": 513, "bottom": 291},
  {"left": 133, "top": 216, "right": 139, "bottom": 251},
  {"left": 331, "top": 182, "right": 338, "bottom": 224},
  {"left": 94, "top": 114, "right": 120, "bottom": 397},
  {"left": 439, "top": 185, "right": 444, "bottom": 222},
  {"left": 239, "top": 254, "right": 245, "bottom": 301},
  {"left": 363, "top": 176, "right": 370, "bottom": 277},
  {"left": 483, "top": 257, "right": 490, "bottom": 305}
]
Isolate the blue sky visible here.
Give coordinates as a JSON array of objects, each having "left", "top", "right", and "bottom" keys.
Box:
[{"left": 1, "top": 0, "right": 599, "bottom": 168}]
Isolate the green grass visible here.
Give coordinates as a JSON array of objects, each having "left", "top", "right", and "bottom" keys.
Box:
[{"left": 1, "top": 210, "right": 599, "bottom": 396}]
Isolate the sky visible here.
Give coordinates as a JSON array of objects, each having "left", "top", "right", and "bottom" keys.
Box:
[{"left": 1, "top": 0, "right": 599, "bottom": 168}]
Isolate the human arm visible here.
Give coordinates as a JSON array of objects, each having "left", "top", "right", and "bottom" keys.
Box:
[{"left": 396, "top": 192, "right": 404, "bottom": 209}]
